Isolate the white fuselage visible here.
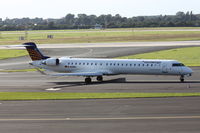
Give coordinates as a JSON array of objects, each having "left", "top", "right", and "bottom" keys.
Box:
[{"left": 32, "top": 57, "right": 193, "bottom": 76}]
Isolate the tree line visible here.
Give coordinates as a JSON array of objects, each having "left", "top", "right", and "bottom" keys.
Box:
[{"left": 0, "top": 11, "right": 200, "bottom": 31}]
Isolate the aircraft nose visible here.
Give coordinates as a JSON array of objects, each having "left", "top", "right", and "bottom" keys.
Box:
[{"left": 186, "top": 67, "right": 193, "bottom": 76}]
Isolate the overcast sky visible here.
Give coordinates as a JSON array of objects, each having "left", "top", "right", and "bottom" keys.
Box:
[{"left": 0, "top": 0, "right": 199, "bottom": 19}]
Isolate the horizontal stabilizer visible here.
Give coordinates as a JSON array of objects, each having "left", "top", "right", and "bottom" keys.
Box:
[
  {"left": 7, "top": 45, "right": 32, "bottom": 47},
  {"left": 8, "top": 42, "right": 50, "bottom": 61}
]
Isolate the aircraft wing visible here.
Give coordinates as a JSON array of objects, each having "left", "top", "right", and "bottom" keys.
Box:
[{"left": 52, "top": 72, "right": 104, "bottom": 77}]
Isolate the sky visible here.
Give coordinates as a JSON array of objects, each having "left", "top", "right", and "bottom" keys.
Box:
[{"left": 0, "top": 0, "right": 199, "bottom": 19}]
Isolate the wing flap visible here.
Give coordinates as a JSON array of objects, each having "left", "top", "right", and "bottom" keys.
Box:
[{"left": 52, "top": 72, "right": 103, "bottom": 77}]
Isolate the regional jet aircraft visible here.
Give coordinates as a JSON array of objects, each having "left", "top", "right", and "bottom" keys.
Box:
[{"left": 22, "top": 42, "right": 192, "bottom": 84}]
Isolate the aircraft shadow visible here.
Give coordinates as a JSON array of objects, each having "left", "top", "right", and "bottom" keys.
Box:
[{"left": 49, "top": 78, "right": 200, "bottom": 88}]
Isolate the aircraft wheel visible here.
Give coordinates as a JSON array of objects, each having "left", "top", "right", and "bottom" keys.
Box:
[
  {"left": 97, "top": 76, "right": 103, "bottom": 82},
  {"left": 85, "top": 77, "right": 92, "bottom": 84},
  {"left": 180, "top": 75, "right": 184, "bottom": 82}
]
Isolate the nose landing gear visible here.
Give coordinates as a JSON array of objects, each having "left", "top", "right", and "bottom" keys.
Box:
[{"left": 180, "top": 75, "right": 184, "bottom": 82}]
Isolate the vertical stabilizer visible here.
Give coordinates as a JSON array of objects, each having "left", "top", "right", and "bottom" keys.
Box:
[{"left": 23, "top": 42, "right": 49, "bottom": 61}]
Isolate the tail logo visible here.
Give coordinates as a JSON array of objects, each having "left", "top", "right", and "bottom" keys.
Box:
[
  {"left": 23, "top": 42, "right": 49, "bottom": 61},
  {"left": 26, "top": 48, "right": 43, "bottom": 61}
]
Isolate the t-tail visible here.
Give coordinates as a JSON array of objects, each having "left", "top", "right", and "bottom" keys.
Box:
[{"left": 23, "top": 42, "right": 50, "bottom": 61}]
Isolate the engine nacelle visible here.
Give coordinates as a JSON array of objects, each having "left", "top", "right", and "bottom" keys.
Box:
[{"left": 44, "top": 58, "right": 60, "bottom": 66}]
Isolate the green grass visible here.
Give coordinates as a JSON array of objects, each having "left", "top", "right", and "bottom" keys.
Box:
[
  {"left": 0, "top": 49, "right": 27, "bottom": 60},
  {"left": 0, "top": 92, "right": 200, "bottom": 100},
  {"left": 117, "top": 47, "right": 200, "bottom": 66},
  {"left": 1, "top": 28, "right": 200, "bottom": 44}
]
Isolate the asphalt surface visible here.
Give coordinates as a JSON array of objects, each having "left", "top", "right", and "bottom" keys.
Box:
[
  {"left": 0, "top": 97, "right": 200, "bottom": 133},
  {"left": 0, "top": 41, "right": 200, "bottom": 133}
]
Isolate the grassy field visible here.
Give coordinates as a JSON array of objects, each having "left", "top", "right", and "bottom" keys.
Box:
[
  {"left": 117, "top": 47, "right": 200, "bottom": 66},
  {"left": 0, "top": 92, "right": 199, "bottom": 100},
  {"left": 0, "top": 49, "right": 27, "bottom": 60},
  {"left": 1, "top": 28, "right": 200, "bottom": 45}
]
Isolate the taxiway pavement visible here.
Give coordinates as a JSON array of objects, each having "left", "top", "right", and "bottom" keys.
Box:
[{"left": 0, "top": 97, "right": 200, "bottom": 133}]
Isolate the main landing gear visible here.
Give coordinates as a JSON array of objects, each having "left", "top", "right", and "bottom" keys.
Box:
[
  {"left": 84, "top": 76, "right": 103, "bottom": 84},
  {"left": 180, "top": 75, "right": 184, "bottom": 82},
  {"left": 85, "top": 77, "right": 92, "bottom": 84},
  {"left": 97, "top": 76, "right": 103, "bottom": 82}
]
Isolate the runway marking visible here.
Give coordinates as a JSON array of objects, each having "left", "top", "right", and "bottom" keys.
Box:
[
  {"left": 0, "top": 116, "right": 200, "bottom": 121},
  {"left": 46, "top": 88, "right": 61, "bottom": 91}
]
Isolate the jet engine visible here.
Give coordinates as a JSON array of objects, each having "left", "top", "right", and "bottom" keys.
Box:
[{"left": 44, "top": 58, "right": 60, "bottom": 66}]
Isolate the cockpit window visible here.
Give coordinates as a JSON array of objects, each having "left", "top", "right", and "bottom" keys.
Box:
[{"left": 172, "top": 63, "right": 185, "bottom": 67}]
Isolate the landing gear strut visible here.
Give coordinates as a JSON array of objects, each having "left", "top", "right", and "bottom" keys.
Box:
[
  {"left": 180, "top": 75, "right": 184, "bottom": 82},
  {"left": 85, "top": 77, "right": 92, "bottom": 84},
  {"left": 97, "top": 76, "right": 103, "bottom": 82}
]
